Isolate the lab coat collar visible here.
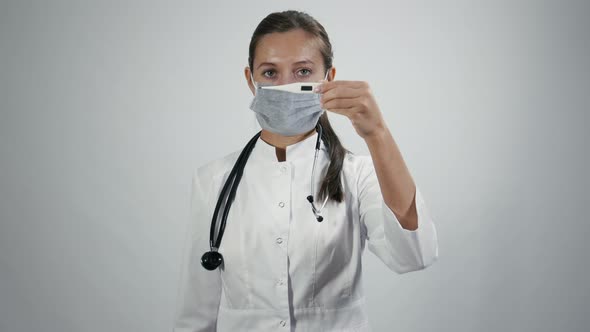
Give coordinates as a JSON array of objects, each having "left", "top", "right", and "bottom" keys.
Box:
[{"left": 249, "top": 130, "right": 327, "bottom": 163}]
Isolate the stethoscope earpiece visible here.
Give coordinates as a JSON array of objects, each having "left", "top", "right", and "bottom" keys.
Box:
[
  {"left": 307, "top": 195, "right": 325, "bottom": 222},
  {"left": 308, "top": 123, "right": 329, "bottom": 223}
]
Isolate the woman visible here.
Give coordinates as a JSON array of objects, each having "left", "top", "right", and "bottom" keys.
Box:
[{"left": 174, "top": 10, "right": 439, "bottom": 332}]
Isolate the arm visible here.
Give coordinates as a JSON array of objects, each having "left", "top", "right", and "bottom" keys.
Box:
[
  {"left": 364, "top": 127, "right": 418, "bottom": 231},
  {"left": 317, "top": 79, "right": 439, "bottom": 273},
  {"left": 358, "top": 154, "right": 439, "bottom": 274},
  {"left": 173, "top": 169, "right": 222, "bottom": 331}
]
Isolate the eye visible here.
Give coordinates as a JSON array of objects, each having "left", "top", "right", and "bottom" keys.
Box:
[
  {"left": 297, "top": 68, "right": 312, "bottom": 76},
  {"left": 262, "top": 70, "right": 276, "bottom": 78}
]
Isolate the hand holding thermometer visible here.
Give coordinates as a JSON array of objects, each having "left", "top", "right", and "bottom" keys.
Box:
[{"left": 259, "top": 82, "right": 322, "bottom": 94}]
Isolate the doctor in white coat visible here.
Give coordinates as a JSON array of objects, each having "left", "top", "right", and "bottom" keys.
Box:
[{"left": 173, "top": 9, "right": 439, "bottom": 332}]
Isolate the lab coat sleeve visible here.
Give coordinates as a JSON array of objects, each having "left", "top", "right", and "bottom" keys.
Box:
[
  {"left": 173, "top": 169, "right": 222, "bottom": 331},
  {"left": 357, "top": 156, "right": 439, "bottom": 274}
]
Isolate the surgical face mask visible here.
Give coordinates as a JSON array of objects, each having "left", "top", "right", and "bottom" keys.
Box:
[{"left": 249, "top": 69, "right": 330, "bottom": 136}]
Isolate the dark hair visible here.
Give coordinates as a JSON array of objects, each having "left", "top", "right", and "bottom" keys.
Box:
[{"left": 248, "top": 10, "right": 351, "bottom": 204}]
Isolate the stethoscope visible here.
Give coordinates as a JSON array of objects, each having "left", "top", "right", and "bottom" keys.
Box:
[{"left": 201, "top": 123, "right": 329, "bottom": 271}]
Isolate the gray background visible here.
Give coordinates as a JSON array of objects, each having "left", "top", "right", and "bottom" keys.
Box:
[{"left": 1, "top": 0, "right": 588, "bottom": 331}]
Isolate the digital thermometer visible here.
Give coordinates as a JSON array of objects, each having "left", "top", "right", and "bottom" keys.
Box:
[{"left": 259, "top": 82, "right": 321, "bottom": 93}]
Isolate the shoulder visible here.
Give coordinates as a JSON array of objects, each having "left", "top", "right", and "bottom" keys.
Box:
[
  {"left": 339, "top": 152, "right": 377, "bottom": 196},
  {"left": 342, "top": 152, "right": 374, "bottom": 178},
  {"left": 192, "top": 148, "right": 242, "bottom": 186}
]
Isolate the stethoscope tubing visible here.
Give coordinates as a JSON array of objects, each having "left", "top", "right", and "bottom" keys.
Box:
[
  {"left": 203, "top": 124, "right": 326, "bottom": 270},
  {"left": 209, "top": 131, "right": 261, "bottom": 250}
]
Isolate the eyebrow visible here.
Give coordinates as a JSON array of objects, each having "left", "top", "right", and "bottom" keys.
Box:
[{"left": 256, "top": 60, "right": 315, "bottom": 69}]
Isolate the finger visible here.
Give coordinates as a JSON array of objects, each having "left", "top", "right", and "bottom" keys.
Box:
[
  {"left": 324, "top": 106, "right": 355, "bottom": 118},
  {"left": 321, "top": 86, "right": 364, "bottom": 104},
  {"left": 322, "top": 96, "right": 359, "bottom": 111},
  {"left": 316, "top": 80, "right": 367, "bottom": 93}
]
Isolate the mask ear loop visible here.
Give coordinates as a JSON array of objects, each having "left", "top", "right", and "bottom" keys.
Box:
[
  {"left": 250, "top": 72, "right": 259, "bottom": 93},
  {"left": 249, "top": 71, "right": 262, "bottom": 134}
]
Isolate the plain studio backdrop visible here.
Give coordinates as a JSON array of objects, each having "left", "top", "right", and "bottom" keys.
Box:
[{"left": 1, "top": 1, "right": 588, "bottom": 331}]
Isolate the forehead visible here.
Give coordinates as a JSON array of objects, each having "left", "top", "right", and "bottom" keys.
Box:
[{"left": 254, "top": 29, "right": 323, "bottom": 67}]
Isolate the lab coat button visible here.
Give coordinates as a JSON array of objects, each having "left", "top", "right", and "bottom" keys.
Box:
[
  {"left": 277, "top": 278, "right": 285, "bottom": 285},
  {"left": 276, "top": 237, "right": 283, "bottom": 244},
  {"left": 279, "top": 320, "right": 286, "bottom": 327},
  {"left": 278, "top": 201, "right": 285, "bottom": 208}
]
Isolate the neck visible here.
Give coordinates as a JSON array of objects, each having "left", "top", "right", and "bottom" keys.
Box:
[{"left": 260, "top": 129, "right": 316, "bottom": 162}]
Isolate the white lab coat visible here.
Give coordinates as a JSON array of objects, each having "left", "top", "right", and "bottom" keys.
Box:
[{"left": 173, "top": 131, "right": 439, "bottom": 332}]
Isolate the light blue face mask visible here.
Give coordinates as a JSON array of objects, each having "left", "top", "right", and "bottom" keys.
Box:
[{"left": 249, "top": 69, "right": 330, "bottom": 136}]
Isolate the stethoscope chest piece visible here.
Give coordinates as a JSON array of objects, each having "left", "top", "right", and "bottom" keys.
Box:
[{"left": 201, "top": 251, "right": 223, "bottom": 271}]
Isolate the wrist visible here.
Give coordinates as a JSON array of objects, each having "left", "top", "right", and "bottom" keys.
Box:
[{"left": 363, "top": 125, "right": 389, "bottom": 144}]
